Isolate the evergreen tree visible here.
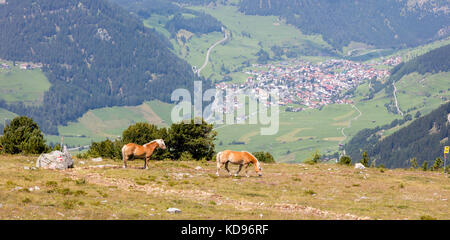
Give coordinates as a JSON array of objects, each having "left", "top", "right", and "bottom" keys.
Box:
[
  {"left": 360, "top": 151, "right": 370, "bottom": 167},
  {"left": 0, "top": 116, "right": 48, "bottom": 154},
  {"left": 338, "top": 155, "right": 352, "bottom": 166}
]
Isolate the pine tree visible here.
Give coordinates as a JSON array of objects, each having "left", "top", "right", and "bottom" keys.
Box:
[{"left": 360, "top": 151, "right": 370, "bottom": 167}]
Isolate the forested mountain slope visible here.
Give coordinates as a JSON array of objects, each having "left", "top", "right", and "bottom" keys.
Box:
[
  {"left": 239, "top": 0, "right": 450, "bottom": 49},
  {"left": 0, "top": 0, "right": 204, "bottom": 134},
  {"left": 345, "top": 102, "right": 449, "bottom": 168}
]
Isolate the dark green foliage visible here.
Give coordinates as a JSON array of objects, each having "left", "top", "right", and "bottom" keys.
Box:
[
  {"left": 239, "top": 0, "right": 449, "bottom": 49},
  {"left": 112, "top": 0, "right": 222, "bottom": 36},
  {"left": 0, "top": 116, "right": 48, "bottom": 154},
  {"left": 338, "top": 155, "right": 352, "bottom": 166},
  {"left": 345, "top": 102, "right": 450, "bottom": 169},
  {"left": 166, "top": 119, "right": 217, "bottom": 160},
  {"left": 304, "top": 150, "right": 321, "bottom": 164},
  {"left": 85, "top": 139, "right": 123, "bottom": 160},
  {"left": 0, "top": 0, "right": 206, "bottom": 134},
  {"left": 410, "top": 158, "right": 418, "bottom": 169},
  {"left": 422, "top": 161, "right": 428, "bottom": 171},
  {"left": 165, "top": 13, "right": 222, "bottom": 36},
  {"left": 360, "top": 151, "right": 370, "bottom": 168},
  {"left": 387, "top": 44, "right": 450, "bottom": 86},
  {"left": 83, "top": 119, "right": 217, "bottom": 161},
  {"left": 431, "top": 157, "right": 443, "bottom": 171},
  {"left": 252, "top": 151, "right": 275, "bottom": 163},
  {"left": 122, "top": 123, "right": 163, "bottom": 145}
]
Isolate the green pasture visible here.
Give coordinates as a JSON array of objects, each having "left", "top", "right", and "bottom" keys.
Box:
[{"left": 0, "top": 64, "right": 50, "bottom": 106}]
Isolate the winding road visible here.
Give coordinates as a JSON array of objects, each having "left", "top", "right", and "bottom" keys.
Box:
[
  {"left": 392, "top": 82, "right": 404, "bottom": 116},
  {"left": 339, "top": 104, "right": 362, "bottom": 153},
  {"left": 197, "top": 29, "right": 229, "bottom": 75}
]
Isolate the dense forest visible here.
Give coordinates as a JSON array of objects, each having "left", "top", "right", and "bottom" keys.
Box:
[
  {"left": 111, "top": 0, "right": 223, "bottom": 36},
  {"left": 239, "top": 0, "right": 450, "bottom": 49},
  {"left": 0, "top": 0, "right": 211, "bottom": 134},
  {"left": 389, "top": 44, "right": 450, "bottom": 83},
  {"left": 345, "top": 102, "right": 449, "bottom": 168}
]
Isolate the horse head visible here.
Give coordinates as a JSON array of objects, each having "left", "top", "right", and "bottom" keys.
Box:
[
  {"left": 256, "top": 160, "right": 262, "bottom": 177},
  {"left": 156, "top": 139, "right": 166, "bottom": 150}
]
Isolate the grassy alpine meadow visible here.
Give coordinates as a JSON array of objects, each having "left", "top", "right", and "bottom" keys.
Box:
[{"left": 0, "top": 154, "right": 448, "bottom": 220}]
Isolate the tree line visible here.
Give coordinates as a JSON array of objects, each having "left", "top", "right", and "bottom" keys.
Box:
[{"left": 0, "top": 115, "right": 275, "bottom": 163}]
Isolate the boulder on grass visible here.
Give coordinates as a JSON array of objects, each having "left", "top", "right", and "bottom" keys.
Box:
[
  {"left": 36, "top": 146, "right": 74, "bottom": 170},
  {"left": 354, "top": 163, "right": 366, "bottom": 170}
]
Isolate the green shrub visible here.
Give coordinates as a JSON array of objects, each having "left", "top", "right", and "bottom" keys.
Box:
[
  {"left": 304, "top": 150, "right": 321, "bottom": 164},
  {"left": 360, "top": 151, "right": 370, "bottom": 167},
  {"left": 338, "top": 155, "right": 352, "bottom": 165},
  {"left": 252, "top": 151, "right": 275, "bottom": 163},
  {"left": 0, "top": 116, "right": 49, "bottom": 154}
]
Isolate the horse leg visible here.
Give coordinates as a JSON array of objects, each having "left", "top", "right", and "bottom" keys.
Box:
[
  {"left": 244, "top": 164, "right": 250, "bottom": 177},
  {"left": 144, "top": 156, "right": 150, "bottom": 170},
  {"left": 216, "top": 162, "right": 224, "bottom": 176},
  {"left": 235, "top": 164, "right": 243, "bottom": 177},
  {"left": 123, "top": 155, "right": 128, "bottom": 169},
  {"left": 225, "top": 162, "right": 232, "bottom": 176}
]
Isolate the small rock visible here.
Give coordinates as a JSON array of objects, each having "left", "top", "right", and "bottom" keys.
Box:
[
  {"left": 34, "top": 186, "right": 40, "bottom": 191},
  {"left": 57, "top": 212, "right": 65, "bottom": 217},
  {"left": 0, "top": 203, "right": 3, "bottom": 208},
  {"left": 28, "top": 187, "right": 34, "bottom": 192},
  {"left": 14, "top": 186, "right": 23, "bottom": 191},
  {"left": 79, "top": 161, "right": 85, "bottom": 165},
  {"left": 92, "top": 157, "right": 103, "bottom": 162},
  {"left": 259, "top": 213, "right": 264, "bottom": 218},
  {"left": 354, "top": 163, "right": 365, "bottom": 170},
  {"left": 166, "top": 208, "right": 181, "bottom": 214},
  {"left": 23, "top": 166, "right": 30, "bottom": 170},
  {"left": 101, "top": 200, "right": 108, "bottom": 204},
  {"left": 195, "top": 166, "right": 202, "bottom": 170}
]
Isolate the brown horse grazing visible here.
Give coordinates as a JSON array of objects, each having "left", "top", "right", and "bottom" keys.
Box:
[
  {"left": 121, "top": 139, "right": 166, "bottom": 169},
  {"left": 216, "top": 150, "right": 262, "bottom": 177}
]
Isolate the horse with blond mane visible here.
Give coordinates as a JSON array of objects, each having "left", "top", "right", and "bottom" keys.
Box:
[
  {"left": 216, "top": 150, "right": 262, "bottom": 177},
  {"left": 121, "top": 139, "right": 166, "bottom": 169}
]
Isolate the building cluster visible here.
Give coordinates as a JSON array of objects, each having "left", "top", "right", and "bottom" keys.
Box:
[{"left": 215, "top": 57, "right": 401, "bottom": 111}]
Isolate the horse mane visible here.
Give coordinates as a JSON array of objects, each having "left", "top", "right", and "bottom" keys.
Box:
[
  {"left": 243, "top": 151, "right": 259, "bottom": 167},
  {"left": 144, "top": 139, "right": 164, "bottom": 147}
]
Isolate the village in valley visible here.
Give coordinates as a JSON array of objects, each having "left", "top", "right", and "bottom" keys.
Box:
[{"left": 214, "top": 56, "right": 402, "bottom": 113}]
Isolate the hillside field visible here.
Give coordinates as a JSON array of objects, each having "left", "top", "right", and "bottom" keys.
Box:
[
  {"left": 0, "top": 155, "right": 448, "bottom": 220},
  {"left": 0, "top": 63, "right": 50, "bottom": 106}
]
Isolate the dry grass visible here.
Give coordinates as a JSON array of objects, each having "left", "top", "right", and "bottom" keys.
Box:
[{"left": 0, "top": 154, "right": 449, "bottom": 220}]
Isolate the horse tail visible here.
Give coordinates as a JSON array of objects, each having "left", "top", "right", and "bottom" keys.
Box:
[{"left": 216, "top": 152, "right": 222, "bottom": 166}]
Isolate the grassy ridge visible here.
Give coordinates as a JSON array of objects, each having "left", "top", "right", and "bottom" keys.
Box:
[{"left": 0, "top": 155, "right": 448, "bottom": 220}]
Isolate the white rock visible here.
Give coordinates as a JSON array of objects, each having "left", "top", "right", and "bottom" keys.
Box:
[
  {"left": 23, "top": 166, "right": 30, "bottom": 170},
  {"left": 354, "top": 163, "right": 366, "bottom": 169},
  {"left": 0, "top": 203, "right": 3, "bottom": 208},
  {"left": 34, "top": 186, "right": 40, "bottom": 191},
  {"left": 195, "top": 166, "right": 202, "bottom": 170},
  {"left": 92, "top": 157, "right": 103, "bottom": 162},
  {"left": 14, "top": 186, "right": 23, "bottom": 191},
  {"left": 79, "top": 161, "right": 85, "bottom": 165},
  {"left": 28, "top": 187, "right": 34, "bottom": 192},
  {"left": 166, "top": 208, "right": 181, "bottom": 214}
]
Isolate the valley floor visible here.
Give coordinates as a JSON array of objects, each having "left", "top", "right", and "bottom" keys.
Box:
[{"left": 0, "top": 155, "right": 448, "bottom": 220}]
